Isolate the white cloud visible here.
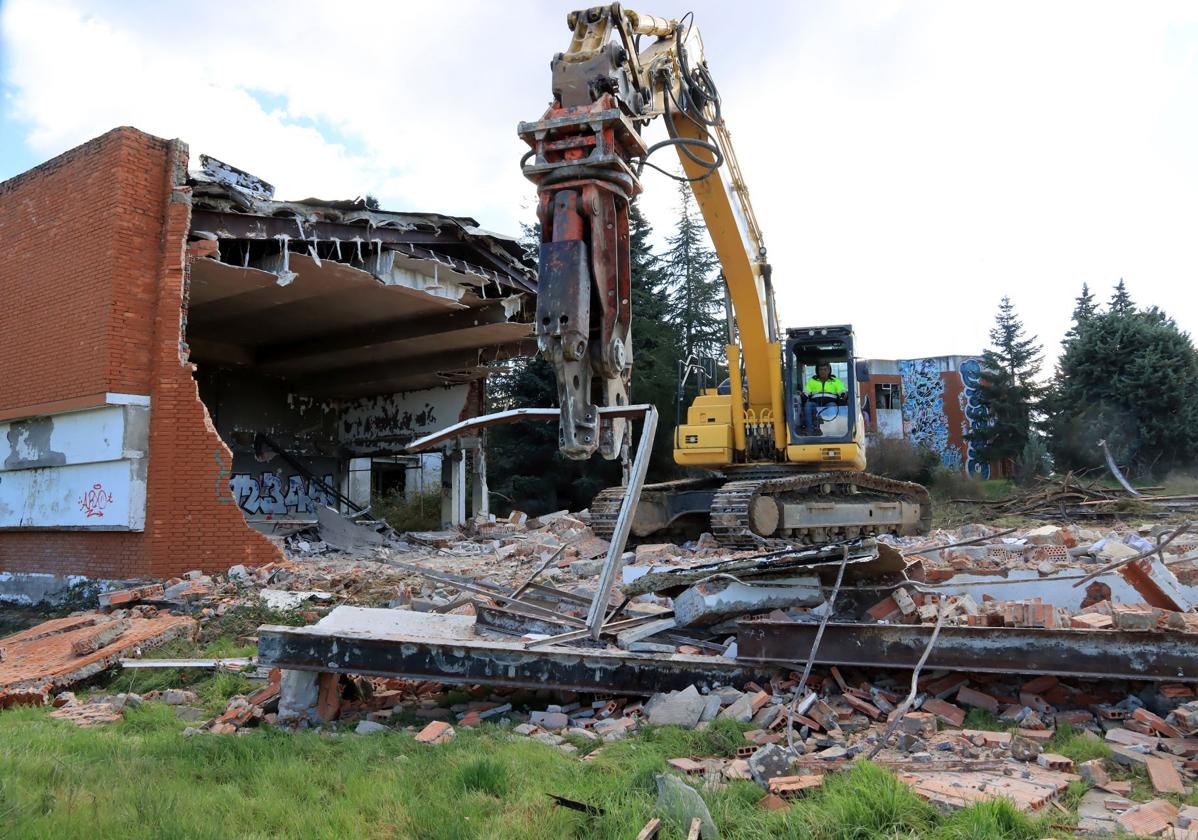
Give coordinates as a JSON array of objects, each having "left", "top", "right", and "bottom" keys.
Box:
[{"left": 3, "top": 0, "right": 1196, "bottom": 362}]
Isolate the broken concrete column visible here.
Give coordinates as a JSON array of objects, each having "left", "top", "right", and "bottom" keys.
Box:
[
  {"left": 673, "top": 576, "right": 822, "bottom": 627},
  {"left": 471, "top": 445, "right": 488, "bottom": 518},
  {"left": 276, "top": 669, "right": 320, "bottom": 723},
  {"left": 440, "top": 449, "right": 466, "bottom": 528}
]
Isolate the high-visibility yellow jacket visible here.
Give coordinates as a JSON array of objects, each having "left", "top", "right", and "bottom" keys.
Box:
[{"left": 804, "top": 375, "right": 846, "bottom": 395}]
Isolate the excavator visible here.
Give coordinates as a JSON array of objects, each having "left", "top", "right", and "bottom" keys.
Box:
[{"left": 518, "top": 5, "right": 931, "bottom": 547}]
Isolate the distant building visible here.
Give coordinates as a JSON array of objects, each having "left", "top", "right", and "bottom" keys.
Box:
[{"left": 863, "top": 355, "right": 997, "bottom": 478}]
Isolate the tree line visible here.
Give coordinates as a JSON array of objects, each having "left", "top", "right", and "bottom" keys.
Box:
[
  {"left": 486, "top": 182, "right": 727, "bottom": 514},
  {"left": 969, "top": 280, "right": 1198, "bottom": 481},
  {"left": 489, "top": 185, "right": 1198, "bottom": 515}
]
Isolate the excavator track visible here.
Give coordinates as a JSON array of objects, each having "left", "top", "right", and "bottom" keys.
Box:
[
  {"left": 591, "top": 471, "right": 931, "bottom": 547},
  {"left": 711, "top": 471, "right": 932, "bottom": 548},
  {"left": 589, "top": 476, "right": 718, "bottom": 540}
]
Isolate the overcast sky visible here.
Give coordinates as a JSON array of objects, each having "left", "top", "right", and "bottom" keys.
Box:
[{"left": 2, "top": 1, "right": 1195, "bottom": 365}]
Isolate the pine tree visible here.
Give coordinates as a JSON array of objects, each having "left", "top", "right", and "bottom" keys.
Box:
[
  {"left": 663, "top": 179, "right": 726, "bottom": 363},
  {"left": 484, "top": 222, "right": 618, "bottom": 514},
  {"left": 627, "top": 201, "right": 685, "bottom": 478},
  {"left": 1109, "top": 278, "right": 1134, "bottom": 315},
  {"left": 967, "top": 297, "right": 1044, "bottom": 470},
  {"left": 1063, "top": 283, "right": 1098, "bottom": 344},
  {"left": 1047, "top": 301, "right": 1198, "bottom": 476}
]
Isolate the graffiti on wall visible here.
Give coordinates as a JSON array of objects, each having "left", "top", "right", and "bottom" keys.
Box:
[
  {"left": 339, "top": 385, "right": 470, "bottom": 448},
  {"left": 957, "top": 358, "right": 991, "bottom": 479},
  {"left": 898, "top": 359, "right": 962, "bottom": 470},
  {"left": 229, "top": 472, "right": 336, "bottom": 516},
  {"left": 78, "top": 482, "right": 114, "bottom": 518}
]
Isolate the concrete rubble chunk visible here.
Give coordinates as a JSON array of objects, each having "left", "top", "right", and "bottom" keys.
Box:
[
  {"left": 673, "top": 576, "right": 821, "bottom": 627},
  {"left": 355, "top": 720, "right": 388, "bottom": 735},
  {"left": 654, "top": 774, "right": 718, "bottom": 839},
  {"left": 1096, "top": 541, "right": 1139, "bottom": 561},
  {"left": 898, "top": 712, "right": 937, "bottom": 739},
  {"left": 647, "top": 685, "right": 706, "bottom": 729},
  {"left": 699, "top": 694, "right": 722, "bottom": 723},
  {"left": 1077, "top": 789, "right": 1120, "bottom": 835},
  {"left": 1079, "top": 758, "right": 1110, "bottom": 788},
  {"left": 315, "top": 504, "right": 387, "bottom": 550},
  {"left": 747, "top": 743, "right": 791, "bottom": 786},
  {"left": 1009, "top": 734, "right": 1042, "bottom": 762},
  {"left": 1178, "top": 805, "right": 1198, "bottom": 829},
  {"left": 718, "top": 693, "right": 755, "bottom": 723},
  {"left": 530, "top": 710, "right": 569, "bottom": 731}
]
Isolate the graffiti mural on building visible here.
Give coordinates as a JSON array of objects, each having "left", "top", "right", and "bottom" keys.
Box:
[
  {"left": 339, "top": 385, "right": 470, "bottom": 447},
  {"left": 957, "top": 358, "right": 991, "bottom": 479},
  {"left": 898, "top": 359, "right": 962, "bottom": 470},
  {"left": 229, "top": 472, "right": 336, "bottom": 516}
]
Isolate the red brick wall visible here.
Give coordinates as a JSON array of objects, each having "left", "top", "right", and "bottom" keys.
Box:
[
  {"left": 0, "top": 127, "right": 282, "bottom": 580},
  {"left": 0, "top": 132, "right": 127, "bottom": 412}
]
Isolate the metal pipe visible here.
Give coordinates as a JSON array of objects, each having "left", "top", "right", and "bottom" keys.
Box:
[{"left": 586, "top": 405, "right": 658, "bottom": 637}]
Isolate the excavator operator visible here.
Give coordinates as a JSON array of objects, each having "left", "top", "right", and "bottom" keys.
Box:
[{"left": 800, "top": 362, "right": 846, "bottom": 435}]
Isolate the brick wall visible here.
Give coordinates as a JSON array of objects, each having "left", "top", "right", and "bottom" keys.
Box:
[{"left": 0, "top": 127, "right": 282, "bottom": 579}]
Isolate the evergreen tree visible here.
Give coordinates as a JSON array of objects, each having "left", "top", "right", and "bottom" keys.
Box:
[
  {"left": 663, "top": 179, "right": 726, "bottom": 363},
  {"left": 967, "top": 297, "right": 1044, "bottom": 470},
  {"left": 1109, "top": 278, "right": 1134, "bottom": 315},
  {"left": 486, "top": 202, "right": 688, "bottom": 512},
  {"left": 1063, "top": 283, "right": 1098, "bottom": 344},
  {"left": 1046, "top": 304, "right": 1198, "bottom": 476},
  {"left": 484, "top": 222, "right": 616, "bottom": 514},
  {"left": 627, "top": 201, "right": 685, "bottom": 478}
]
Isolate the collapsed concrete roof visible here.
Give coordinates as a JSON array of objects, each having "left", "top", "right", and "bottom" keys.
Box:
[{"left": 185, "top": 155, "right": 537, "bottom": 398}]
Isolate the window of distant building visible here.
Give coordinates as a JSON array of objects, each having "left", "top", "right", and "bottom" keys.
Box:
[{"left": 875, "top": 382, "right": 901, "bottom": 410}]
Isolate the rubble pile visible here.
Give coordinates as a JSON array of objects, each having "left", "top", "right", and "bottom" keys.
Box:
[
  {"left": 4, "top": 501, "right": 1197, "bottom": 829},
  {"left": 0, "top": 609, "right": 195, "bottom": 707},
  {"left": 199, "top": 656, "right": 1198, "bottom": 817}
]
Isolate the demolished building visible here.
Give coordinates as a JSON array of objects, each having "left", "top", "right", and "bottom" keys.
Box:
[{"left": 0, "top": 127, "right": 536, "bottom": 588}]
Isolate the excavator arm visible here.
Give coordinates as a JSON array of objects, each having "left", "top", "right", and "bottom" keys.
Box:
[{"left": 518, "top": 4, "right": 780, "bottom": 460}]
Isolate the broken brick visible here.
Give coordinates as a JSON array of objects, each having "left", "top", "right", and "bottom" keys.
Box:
[
  {"left": 757, "top": 793, "right": 789, "bottom": 811},
  {"left": 667, "top": 758, "right": 705, "bottom": 775},
  {"left": 1133, "top": 707, "right": 1182, "bottom": 739},
  {"left": 98, "top": 584, "right": 165, "bottom": 608},
  {"left": 920, "top": 697, "right": 965, "bottom": 727},
  {"left": 69, "top": 619, "right": 131, "bottom": 656},
  {"left": 1116, "top": 799, "right": 1179, "bottom": 836},
  {"left": 841, "top": 694, "right": 882, "bottom": 720},
  {"left": 415, "top": 720, "right": 455, "bottom": 744},
  {"left": 955, "top": 685, "right": 999, "bottom": 715},
  {"left": 1036, "top": 752, "right": 1073, "bottom": 771},
  {"left": 1145, "top": 755, "right": 1186, "bottom": 795},
  {"left": 767, "top": 774, "right": 824, "bottom": 798}
]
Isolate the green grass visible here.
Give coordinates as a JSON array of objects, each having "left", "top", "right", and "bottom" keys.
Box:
[
  {"left": 89, "top": 604, "right": 310, "bottom": 706},
  {"left": 0, "top": 704, "right": 1085, "bottom": 840},
  {"left": 372, "top": 489, "right": 442, "bottom": 532},
  {"left": 1043, "top": 724, "right": 1112, "bottom": 766},
  {"left": 961, "top": 708, "right": 1014, "bottom": 732}
]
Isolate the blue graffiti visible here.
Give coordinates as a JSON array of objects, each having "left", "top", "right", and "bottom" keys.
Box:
[
  {"left": 958, "top": 358, "right": 991, "bottom": 479},
  {"left": 899, "top": 359, "right": 958, "bottom": 469}
]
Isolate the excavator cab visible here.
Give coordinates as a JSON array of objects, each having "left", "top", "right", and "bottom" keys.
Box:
[{"left": 785, "top": 325, "right": 864, "bottom": 445}]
